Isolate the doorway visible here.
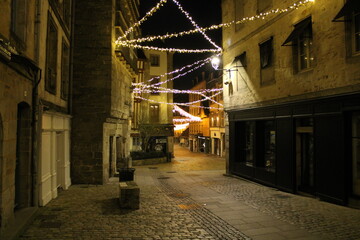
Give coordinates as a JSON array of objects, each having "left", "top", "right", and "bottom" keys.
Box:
[
  {"left": 15, "top": 102, "right": 33, "bottom": 210},
  {"left": 56, "top": 132, "right": 65, "bottom": 191},
  {"left": 0, "top": 114, "right": 3, "bottom": 227},
  {"left": 352, "top": 112, "right": 360, "bottom": 196},
  {"left": 296, "top": 118, "right": 315, "bottom": 194}
]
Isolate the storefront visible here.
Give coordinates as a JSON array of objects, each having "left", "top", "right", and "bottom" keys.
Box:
[{"left": 228, "top": 93, "right": 360, "bottom": 206}]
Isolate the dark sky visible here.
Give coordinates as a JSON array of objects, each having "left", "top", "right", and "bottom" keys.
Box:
[{"left": 139, "top": 0, "right": 222, "bottom": 94}]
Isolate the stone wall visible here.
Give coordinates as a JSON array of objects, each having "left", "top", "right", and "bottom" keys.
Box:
[
  {"left": 222, "top": 0, "right": 360, "bottom": 111},
  {"left": 72, "top": 0, "right": 113, "bottom": 184}
]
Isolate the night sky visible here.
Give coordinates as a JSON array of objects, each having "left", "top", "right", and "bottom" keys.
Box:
[{"left": 139, "top": 0, "right": 222, "bottom": 97}]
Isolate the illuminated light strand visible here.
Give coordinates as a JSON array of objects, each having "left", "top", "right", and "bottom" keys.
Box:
[
  {"left": 134, "top": 86, "right": 223, "bottom": 94},
  {"left": 117, "top": 0, "right": 221, "bottom": 51},
  {"left": 173, "top": 118, "right": 199, "bottom": 123},
  {"left": 174, "top": 123, "right": 189, "bottom": 131},
  {"left": 135, "top": 95, "right": 224, "bottom": 110},
  {"left": 134, "top": 87, "right": 224, "bottom": 107},
  {"left": 171, "top": 0, "right": 221, "bottom": 50},
  {"left": 117, "top": 0, "right": 314, "bottom": 46},
  {"left": 135, "top": 59, "right": 210, "bottom": 88},
  {"left": 117, "top": 42, "right": 221, "bottom": 53},
  {"left": 133, "top": 56, "right": 213, "bottom": 85},
  {"left": 174, "top": 105, "right": 201, "bottom": 122},
  {"left": 119, "top": 0, "right": 168, "bottom": 40}
]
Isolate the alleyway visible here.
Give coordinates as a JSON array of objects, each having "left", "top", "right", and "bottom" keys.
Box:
[{"left": 18, "top": 145, "right": 360, "bottom": 240}]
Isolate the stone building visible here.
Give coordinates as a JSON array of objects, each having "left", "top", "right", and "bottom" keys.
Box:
[
  {"left": 131, "top": 49, "right": 174, "bottom": 162},
  {"left": 222, "top": 0, "right": 360, "bottom": 206},
  {"left": 208, "top": 72, "right": 226, "bottom": 157},
  {"left": 71, "top": 0, "right": 139, "bottom": 184},
  {"left": 189, "top": 74, "right": 210, "bottom": 153},
  {"left": 0, "top": 0, "right": 72, "bottom": 238}
]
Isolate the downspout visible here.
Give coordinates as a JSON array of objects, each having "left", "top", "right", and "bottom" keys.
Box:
[{"left": 32, "top": 0, "right": 42, "bottom": 207}]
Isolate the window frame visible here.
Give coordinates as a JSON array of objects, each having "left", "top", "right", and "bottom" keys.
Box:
[
  {"left": 352, "top": 11, "right": 360, "bottom": 55},
  {"left": 295, "top": 23, "right": 314, "bottom": 72},
  {"left": 11, "top": 0, "right": 28, "bottom": 47},
  {"left": 61, "top": 39, "right": 70, "bottom": 100},
  {"left": 150, "top": 54, "right": 160, "bottom": 67},
  {"left": 149, "top": 104, "right": 160, "bottom": 123},
  {"left": 259, "top": 37, "right": 275, "bottom": 86},
  {"left": 45, "top": 13, "right": 59, "bottom": 95}
]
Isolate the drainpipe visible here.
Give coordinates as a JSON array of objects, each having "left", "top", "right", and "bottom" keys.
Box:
[{"left": 32, "top": 0, "right": 42, "bottom": 207}]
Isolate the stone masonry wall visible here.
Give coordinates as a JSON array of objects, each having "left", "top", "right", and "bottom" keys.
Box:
[
  {"left": 222, "top": 0, "right": 360, "bottom": 111},
  {"left": 71, "top": 0, "right": 113, "bottom": 184}
]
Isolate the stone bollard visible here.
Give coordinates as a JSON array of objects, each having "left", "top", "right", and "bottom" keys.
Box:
[{"left": 118, "top": 181, "right": 140, "bottom": 209}]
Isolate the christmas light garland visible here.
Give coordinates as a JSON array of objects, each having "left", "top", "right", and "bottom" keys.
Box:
[
  {"left": 135, "top": 92, "right": 224, "bottom": 110},
  {"left": 173, "top": 105, "right": 201, "bottom": 122},
  {"left": 116, "top": 42, "right": 221, "bottom": 53},
  {"left": 174, "top": 123, "right": 190, "bottom": 131},
  {"left": 171, "top": 0, "right": 221, "bottom": 50},
  {"left": 117, "top": 0, "right": 315, "bottom": 51},
  {"left": 133, "top": 56, "right": 213, "bottom": 85},
  {"left": 134, "top": 86, "right": 223, "bottom": 95},
  {"left": 119, "top": 0, "right": 168, "bottom": 41}
]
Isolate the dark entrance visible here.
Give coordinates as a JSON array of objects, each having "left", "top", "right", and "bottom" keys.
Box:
[
  {"left": 15, "top": 102, "right": 33, "bottom": 210},
  {"left": 0, "top": 114, "right": 3, "bottom": 227},
  {"left": 352, "top": 112, "right": 360, "bottom": 197},
  {"left": 296, "top": 118, "right": 315, "bottom": 194}
]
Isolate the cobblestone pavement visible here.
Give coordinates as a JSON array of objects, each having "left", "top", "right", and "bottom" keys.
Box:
[{"left": 18, "top": 144, "right": 360, "bottom": 240}]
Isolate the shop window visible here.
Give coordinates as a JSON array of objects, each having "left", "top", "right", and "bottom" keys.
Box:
[
  {"left": 262, "top": 121, "right": 276, "bottom": 171},
  {"left": 61, "top": 40, "right": 70, "bottom": 100},
  {"left": 11, "top": 0, "right": 27, "bottom": 45},
  {"left": 45, "top": 13, "right": 58, "bottom": 95},
  {"left": 259, "top": 37, "right": 275, "bottom": 85},
  {"left": 245, "top": 122, "right": 255, "bottom": 167},
  {"left": 150, "top": 54, "right": 160, "bottom": 67}
]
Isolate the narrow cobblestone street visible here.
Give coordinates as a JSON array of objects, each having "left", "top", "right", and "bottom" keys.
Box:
[{"left": 18, "top": 145, "right": 360, "bottom": 240}]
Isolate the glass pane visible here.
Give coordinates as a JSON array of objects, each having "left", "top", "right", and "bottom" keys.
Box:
[
  {"left": 245, "top": 122, "right": 255, "bottom": 166},
  {"left": 264, "top": 121, "right": 276, "bottom": 171}
]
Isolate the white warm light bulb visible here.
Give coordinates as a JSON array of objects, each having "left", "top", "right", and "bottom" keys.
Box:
[{"left": 211, "top": 56, "right": 221, "bottom": 70}]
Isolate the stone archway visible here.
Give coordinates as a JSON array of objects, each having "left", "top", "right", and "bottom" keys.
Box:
[{"left": 15, "top": 102, "right": 33, "bottom": 210}]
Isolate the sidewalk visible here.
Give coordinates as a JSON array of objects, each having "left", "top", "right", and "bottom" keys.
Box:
[{"left": 18, "top": 145, "right": 360, "bottom": 240}]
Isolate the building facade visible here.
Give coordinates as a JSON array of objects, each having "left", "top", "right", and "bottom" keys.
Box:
[
  {"left": 131, "top": 49, "right": 174, "bottom": 161},
  {"left": 189, "top": 75, "right": 210, "bottom": 153},
  {"left": 0, "top": 0, "right": 72, "bottom": 238},
  {"left": 222, "top": 0, "right": 360, "bottom": 206},
  {"left": 208, "top": 72, "right": 226, "bottom": 157},
  {"left": 37, "top": 0, "right": 72, "bottom": 207},
  {"left": 72, "top": 0, "right": 140, "bottom": 184}
]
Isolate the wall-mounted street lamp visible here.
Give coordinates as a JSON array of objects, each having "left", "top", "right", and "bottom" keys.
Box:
[{"left": 211, "top": 56, "right": 243, "bottom": 85}]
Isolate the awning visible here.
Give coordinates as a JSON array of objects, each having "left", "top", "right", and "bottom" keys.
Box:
[
  {"left": 282, "top": 18, "right": 312, "bottom": 46},
  {"left": 232, "top": 51, "right": 247, "bottom": 67},
  {"left": 333, "top": 0, "right": 360, "bottom": 22}
]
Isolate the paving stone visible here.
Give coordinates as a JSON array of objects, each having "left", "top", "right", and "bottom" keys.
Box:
[{"left": 19, "top": 145, "right": 360, "bottom": 240}]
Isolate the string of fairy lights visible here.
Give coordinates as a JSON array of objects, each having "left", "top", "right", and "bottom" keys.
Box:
[
  {"left": 121, "top": 0, "right": 315, "bottom": 127},
  {"left": 116, "top": 0, "right": 314, "bottom": 53}
]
